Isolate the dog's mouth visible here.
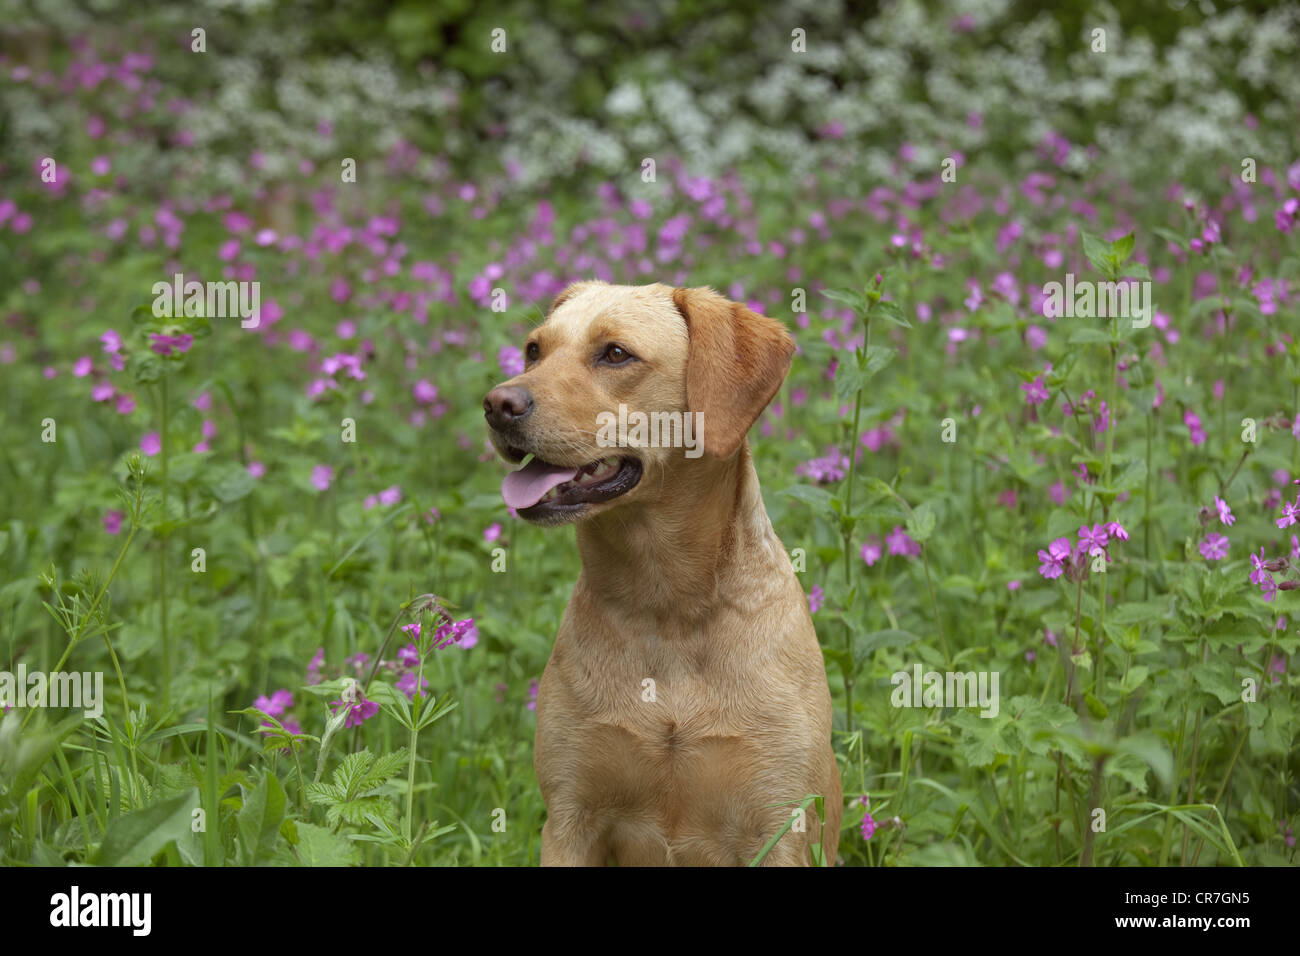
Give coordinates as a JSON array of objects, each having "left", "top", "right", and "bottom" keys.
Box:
[{"left": 501, "top": 452, "right": 642, "bottom": 519}]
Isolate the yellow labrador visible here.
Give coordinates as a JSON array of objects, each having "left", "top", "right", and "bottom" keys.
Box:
[{"left": 484, "top": 281, "right": 842, "bottom": 865}]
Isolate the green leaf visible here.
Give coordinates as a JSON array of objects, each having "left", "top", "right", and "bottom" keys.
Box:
[
  {"left": 905, "top": 501, "right": 936, "bottom": 542},
  {"left": 1112, "top": 232, "right": 1135, "bottom": 264},
  {"left": 834, "top": 362, "right": 868, "bottom": 403},
  {"left": 1119, "top": 665, "right": 1150, "bottom": 695},
  {"left": 1151, "top": 226, "right": 1186, "bottom": 250},
  {"left": 292, "top": 821, "right": 361, "bottom": 866},
  {"left": 1105, "top": 752, "right": 1154, "bottom": 793},
  {"left": 852, "top": 629, "right": 919, "bottom": 666},
  {"left": 1114, "top": 458, "right": 1147, "bottom": 492},
  {"left": 93, "top": 789, "right": 198, "bottom": 865},
  {"left": 202, "top": 462, "right": 256, "bottom": 504},
  {"left": 238, "top": 772, "right": 287, "bottom": 865},
  {"left": 864, "top": 344, "right": 897, "bottom": 375},
  {"left": 127, "top": 351, "right": 166, "bottom": 384},
  {"left": 951, "top": 711, "right": 1016, "bottom": 767},
  {"left": 1007, "top": 696, "right": 1078, "bottom": 757},
  {"left": 1080, "top": 231, "right": 1113, "bottom": 274},
  {"left": 415, "top": 694, "right": 459, "bottom": 731},
  {"left": 1114, "top": 734, "right": 1174, "bottom": 791},
  {"left": 872, "top": 299, "right": 912, "bottom": 328},
  {"left": 779, "top": 485, "right": 840, "bottom": 518},
  {"left": 859, "top": 476, "right": 900, "bottom": 502},
  {"left": 1046, "top": 509, "right": 1085, "bottom": 543},
  {"left": 820, "top": 288, "right": 869, "bottom": 314},
  {"left": 1068, "top": 328, "right": 1112, "bottom": 345},
  {"left": 1191, "top": 662, "right": 1239, "bottom": 706}
]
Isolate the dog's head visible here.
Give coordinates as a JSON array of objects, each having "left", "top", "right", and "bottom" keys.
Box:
[{"left": 484, "top": 281, "right": 795, "bottom": 525}]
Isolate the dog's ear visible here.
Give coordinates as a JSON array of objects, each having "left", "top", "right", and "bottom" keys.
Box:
[{"left": 673, "top": 286, "right": 795, "bottom": 459}]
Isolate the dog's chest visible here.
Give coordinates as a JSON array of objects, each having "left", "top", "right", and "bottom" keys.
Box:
[{"left": 543, "top": 632, "right": 800, "bottom": 864}]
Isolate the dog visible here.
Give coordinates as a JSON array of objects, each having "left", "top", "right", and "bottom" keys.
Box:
[{"left": 484, "top": 281, "right": 842, "bottom": 866}]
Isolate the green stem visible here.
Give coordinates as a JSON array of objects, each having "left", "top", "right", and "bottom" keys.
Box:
[
  {"left": 1094, "top": 558, "right": 1106, "bottom": 697},
  {"left": 404, "top": 666, "right": 424, "bottom": 845},
  {"left": 839, "top": 313, "right": 870, "bottom": 736},
  {"left": 160, "top": 377, "right": 171, "bottom": 709},
  {"left": 1143, "top": 414, "right": 1152, "bottom": 600}
]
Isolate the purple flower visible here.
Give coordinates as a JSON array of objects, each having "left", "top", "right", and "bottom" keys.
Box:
[
  {"left": 103, "top": 510, "right": 124, "bottom": 534},
  {"left": 1106, "top": 521, "right": 1129, "bottom": 541},
  {"left": 254, "top": 689, "right": 294, "bottom": 718},
  {"left": 311, "top": 464, "right": 334, "bottom": 491},
  {"left": 498, "top": 345, "right": 525, "bottom": 377},
  {"left": 1021, "top": 376, "right": 1049, "bottom": 407},
  {"left": 396, "top": 670, "right": 430, "bottom": 700},
  {"left": 1199, "top": 533, "right": 1230, "bottom": 561},
  {"left": 1249, "top": 549, "right": 1268, "bottom": 586},
  {"left": 331, "top": 695, "right": 379, "bottom": 728},
  {"left": 140, "top": 432, "right": 161, "bottom": 456},
  {"left": 1261, "top": 574, "right": 1278, "bottom": 603},
  {"left": 1049, "top": 481, "right": 1067, "bottom": 506},
  {"left": 1048, "top": 537, "right": 1073, "bottom": 562},
  {"left": 860, "top": 811, "right": 877, "bottom": 841},
  {"left": 885, "top": 526, "right": 921, "bottom": 557},
  {"left": 1078, "top": 524, "right": 1108, "bottom": 555},
  {"left": 1037, "top": 549, "right": 1064, "bottom": 580},
  {"left": 457, "top": 622, "right": 479, "bottom": 650},
  {"left": 1278, "top": 499, "right": 1299, "bottom": 530},
  {"left": 149, "top": 333, "right": 194, "bottom": 356},
  {"left": 796, "top": 449, "right": 849, "bottom": 484},
  {"left": 306, "top": 647, "right": 325, "bottom": 685},
  {"left": 1214, "top": 496, "right": 1235, "bottom": 526},
  {"left": 413, "top": 379, "right": 438, "bottom": 404},
  {"left": 433, "top": 618, "right": 476, "bottom": 649},
  {"left": 809, "top": 584, "right": 824, "bottom": 614},
  {"left": 861, "top": 537, "right": 883, "bottom": 566}
]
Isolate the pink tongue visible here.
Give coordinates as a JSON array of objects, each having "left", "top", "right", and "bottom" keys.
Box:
[{"left": 502, "top": 459, "right": 580, "bottom": 510}]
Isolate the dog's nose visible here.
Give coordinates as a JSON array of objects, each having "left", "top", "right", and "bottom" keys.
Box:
[{"left": 484, "top": 385, "right": 534, "bottom": 430}]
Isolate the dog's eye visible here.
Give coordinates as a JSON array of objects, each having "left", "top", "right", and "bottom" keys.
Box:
[
  {"left": 526, "top": 342, "right": 540, "bottom": 362},
  {"left": 602, "top": 344, "right": 633, "bottom": 365}
]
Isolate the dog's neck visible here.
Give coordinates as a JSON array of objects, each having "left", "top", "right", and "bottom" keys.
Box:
[{"left": 574, "top": 443, "right": 776, "bottom": 618}]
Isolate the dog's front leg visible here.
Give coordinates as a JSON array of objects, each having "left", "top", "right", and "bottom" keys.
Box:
[{"left": 540, "top": 816, "right": 609, "bottom": 866}]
